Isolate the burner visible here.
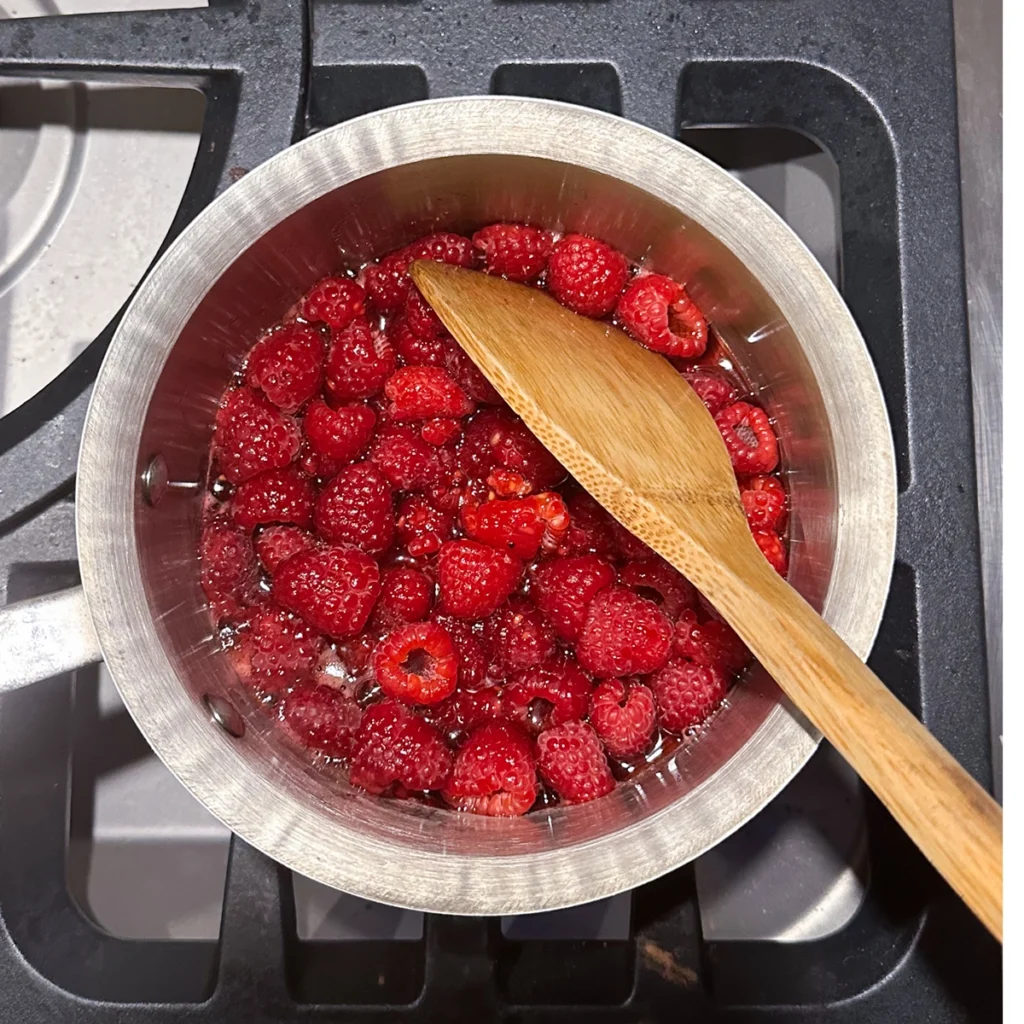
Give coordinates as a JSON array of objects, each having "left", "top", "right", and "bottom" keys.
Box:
[{"left": 0, "top": 0, "right": 1000, "bottom": 1020}]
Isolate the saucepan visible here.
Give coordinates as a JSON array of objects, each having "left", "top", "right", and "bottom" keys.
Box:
[{"left": 0, "top": 98, "right": 896, "bottom": 914}]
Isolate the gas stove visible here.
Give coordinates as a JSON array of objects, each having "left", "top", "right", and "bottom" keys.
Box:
[{"left": 0, "top": 1, "right": 1000, "bottom": 1020}]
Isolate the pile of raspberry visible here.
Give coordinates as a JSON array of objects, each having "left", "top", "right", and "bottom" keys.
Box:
[{"left": 199, "top": 225, "right": 788, "bottom": 816}]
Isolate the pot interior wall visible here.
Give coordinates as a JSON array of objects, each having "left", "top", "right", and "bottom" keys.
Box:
[{"left": 134, "top": 154, "right": 836, "bottom": 857}]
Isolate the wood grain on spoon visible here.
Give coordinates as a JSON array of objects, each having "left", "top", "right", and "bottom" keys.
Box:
[{"left": 410, "top": 259, "right": 1003, "bottom": 942}]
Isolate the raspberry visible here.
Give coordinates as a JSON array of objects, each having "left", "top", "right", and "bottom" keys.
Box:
[
  {"left": 349, "top": 699, "right": 452, "bottom": 795},
  {"left": 373, "top": 621, "right": 459, "bottom": 705},
  {"left": 608, "top": 518, "right": 655, "bottom": 561},
  {"left": 503, "top": 657, "right": 593, "bottom": 734},
  {"left": 390, "top": 316, "right": 449, "bottom": 367},
  {"left": 395, "top": 494, "right": 455, "bottom": 557},
  {"left": 231, "top": 466, "right": 315, "bottom": 531},
  {"left": 425, "top": 686, "right": 504, "bottom": 745},
  {"left": 681, "top": 367, "right": 738, "bottom": 416},
  {"left": 214, "top": 387, "right": 302, "bottom": 484},
  {"left": 373, "top": 567, "right": 434, "bottom": 629},
  {"left": 461, "top": 492, "right": 569, "bottom": 560},
  {"left": 442, "top": 720, "right": 537, "bottom": 816},
  {"left": 325, "top": 317, "right": 396, "bottom": 401},
  {"left": 615, "top": 274, "right": 708, "bottom": 358},
  {"left": 370, "top": 425, "right": 453, "bottom": 491},
  {"left": 431, "top": 613, "right": 487, "bottom": 689},
  {"left": 472, "top": 223, "right": 554, "bottom": 282},
  {"left": 273, "top": 545, "right": 380, "bottom": 639},
  {"left": 404, "top": 286, "right": 446, "bottom": 339},
  {"left": 536, "top": 721, "right": 614, "bottom": 805},
  {"left": 314, "top": 462, "right": 395, "bottom": 555},
  {"left": 200, "top": 521, "right": 260, "bottom": 619},
  {"left": 714, "top": 401, "right": 779, "bottom": 474},
  {"left": 244, "top": 324, "right": 324, "bottom": 413},
  {"left": 443, "top": 343, "right": 504, "bottom": 405},
  {"left": 238, "top": 607, "right": 323, "bottom": 693},
  {"left": 531, "top": 554, "right": 615, "bottom": 641},
  {"left": 384, "top": 365, "right": 473, "bottom": 421},
  {"left": 437, "top": 539, "right": 522, "bottom": 619},
  {"left": 298, "top": 440, "right": 344, "bottom": 482},
  {"left": 740, "top": 474, "right": 787, "bottom": 532},
  {"left": 618, "top": 557, "right": 697, "bottom": 621},
  {"left": 547, "top": 234, "right": 629, "bottom": 317},
  {"left": 560, "top": 492, "right": 617, "bottom": 557},
  {"left": 482, "top": 598, "right": 556, "bottom": 676},
  {"left": 279, "top": 682, "right": 362, "bottom": 758},
  {"left": 421, "top": 417, "right": 462, "bottom": 446},
  {"left": 255, "top": 524, "right": 316, "bottom": 574},
  {"left": 651, "top": 658, "right": 727, "bottom": 733},
  {"left": 303, "top": 398, "right": 376, "bottom": 464},
  {"left": 363, "top": 232, "right": 475, "bottom": 313},
  {"left": 753, "top": 529, "right": 788, "bottom": 576},
  {"left": 577, "top": 586, "right": 673, "bottom": 678},
  {"left": 673, "top": 608, "right": 750, "bottom": 675},
  {"left": 589, "top": 679, "right": 657, "bottom": 759},
  {"left": 457, "top": 408, "right": 565, "bottom": 493},
  {"left": 301, "top": 276, "right": 366, "bottom": 330}
]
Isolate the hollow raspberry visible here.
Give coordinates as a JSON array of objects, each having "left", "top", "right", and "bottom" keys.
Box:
[
  {"left": 395, "top": 494, "right": 455, "bottom": 557},
  {"left": 531, "top": 554, "right": 615, "bottom": 641},
  {"left": 457, "top": 408, "right": 565, "bottom": 492},
  {"left": 370, "top": 424, "right": 454, "bottom": 491},
  {"left": 303, "top": 398, "right": 376, "bottom": 464},
  {"left": 547, "top": 234, "right": 629, "bottom": 317},
  {"left": 472, "top": 223, "right": 554, "bottom": 282},
  {"left": 214, "top": 387, "right": 301, "bottom": 484},
  {"left": 238, "top": 607, "right": 323, "bottom": 693},
  {"left": 577, "top": 586, "right": 673, "bottom": 678},
  {"left": 753, "top": 529, "right": 788, "bottom": 576},
  {"left": 431, "top": 613, "right": 487, "bottom": 690},
  {"left": 279, "top": 681, "right": 362, "bottom": 758},
  {"left": 325, "top": 317, "right": 396, "bottom": 401},
  {"left": 673, "top": 608, "right": 750, "bottom": 676},
  {"left": 651, "top": 658, "right": 727, "bottom": 733},
  {"left": 255, "top": 524, "right": 316, "bottom": 575},
  {"left": 425, "top": 686, "right": 504, "bottom": 745},
  {"left": 349, "top": 699, "right": 452, "bottom": 795},
  {"left": 536, "top": 721, "right": 614, "bottom": 805},
  {"left": 740, "top": 474, "right": 787, "bottom": 532},
  {"left": 420, "top": 417, "right": 462, "bottom": 446},
  {"left": 437, "top": 539, "right": 522, "bottom": 619},
  {"left": 200, "top": 521, "right": 260, "bottom": 619},
  {"left": 503, "top": 657, "right": 593, "bottom": 735},
  {"left": 373, "top": 567, "right": 435, "bottom": 629},
  {"left": 373, "top": 621, "right": 459, "bottom": 705},
  {"left": 273, "top": 545, "right": 380, "bottom": 639},
  {"left": 231, "top": 466, "right": 315, "bottom": 531},
  {"left": 301, "top": 276, "right": 366, "bottom": 330},
  {"left": 442, "top": 720, "right": 537, "bottom": 817},
  {"left": 714, "top": 401, "right": 779, "bottom": 474},
  {"left": 589, "top": 679, "right": 657, "bottom": 759},
  {"left": 384, "top": 365, "right": 473, "bottom": 421},
  {"left": 244, "top": 324, "right": 324, "bottom": 413},
  {"left": 482, "top": 598, "right": 555, "bottom": 676},
  {"left": 314, "top": 462, "right": 394, "bottom": 555},
  {"left": 616, "top": 274, "right": 708, "bottom": 358},
  {"left": 618, "top": 557, "right": 697, "bottom": 621},
  {"left": 461, "top": 491, "right": 569, "bottom": 560},
  {"left": 681, "top": 367, "right": 738, "bottom": 416}
]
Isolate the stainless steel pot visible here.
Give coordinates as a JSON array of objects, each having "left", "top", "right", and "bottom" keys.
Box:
[{"left": 0, "top": 98, "right": 897, "bottom": 915}]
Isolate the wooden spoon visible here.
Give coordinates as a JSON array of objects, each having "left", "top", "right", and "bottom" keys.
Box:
[{"left": 410, "top": 259, "right": 1003, "bottom": 941}]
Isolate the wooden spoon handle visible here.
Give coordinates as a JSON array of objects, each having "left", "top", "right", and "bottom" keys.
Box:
[{"left": 706, "top": 551, "right": 1003, "bottom": 940}]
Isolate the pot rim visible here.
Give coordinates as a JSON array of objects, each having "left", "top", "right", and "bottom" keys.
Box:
[{"left": 76, "top": 96, "right": 897, "bottom": 914}]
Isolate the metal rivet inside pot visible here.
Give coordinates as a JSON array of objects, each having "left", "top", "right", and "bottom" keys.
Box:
[
  {"left": 141, "top": 454, "right": 168, "bottom": 506},
  {"left": 203, "top": 694, "right": 245, "bottom": 738}
]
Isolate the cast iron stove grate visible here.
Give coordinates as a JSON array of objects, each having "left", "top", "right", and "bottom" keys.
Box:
[{"left": 0, "top": 1, "right": 1001, "bottom": 1020}]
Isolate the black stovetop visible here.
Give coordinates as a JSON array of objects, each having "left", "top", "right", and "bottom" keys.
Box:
[{"left": 0, "top": 1, "right": 1000, "bottom": 1020}]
